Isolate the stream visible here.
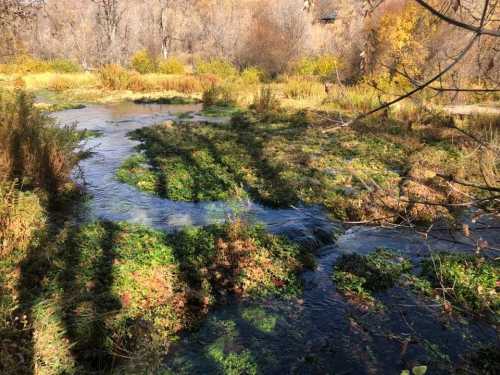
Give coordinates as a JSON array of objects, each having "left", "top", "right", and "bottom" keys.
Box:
[{"left": 53, "top": 103, "right": 499, "bottom": 375}]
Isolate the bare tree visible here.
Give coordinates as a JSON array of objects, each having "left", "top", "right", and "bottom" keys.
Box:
[
  {"left": 91, "top": 0, "right": 127, "bottom": 63},
  {"left": 0, "top": 0, "right": 42, "bottom": 59}
]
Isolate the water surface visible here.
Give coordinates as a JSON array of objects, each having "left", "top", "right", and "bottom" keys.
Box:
[{"left": 53, "top": 103, "right": 498, "bottom": 375}]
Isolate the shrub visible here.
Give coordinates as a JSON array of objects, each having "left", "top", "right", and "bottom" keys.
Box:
[
  {"left": 48, "top": 58, "right": 81, "bottom": 73},
  {"left": 131, "top": 49, "right": 156, "bottom": 74},
  {"left": 157, "top": 57, "right": 185, "bottom": 74},
  {"left": 292, "top": 54, "right": 342, "bottom": 80},
  {"left": 202, "top": 85, "right": 236, "bottom": 108},
  {"left": 250, "top": 86, "right": 280, "bottom": 114},
  {"left": 47, "top": 74, "right": 75, "bottom": 91},
  {"left": 195, "top": 58, "right": 238, "bottom": 77},
  {"left": 241, "top": 67, "right": 264, "bottom": 85},
  {"left": 0, "top": 90, "right": 80, "bottom": 194},
  {"left": 98, "top": 64, "right": 135, "bottom": 90}
]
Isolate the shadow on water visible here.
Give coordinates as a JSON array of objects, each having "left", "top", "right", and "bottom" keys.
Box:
[
  {"left": 40, "top": 103, "right": 498, "bottom": 374},
  {"left": 165, "top": 227, "right": 499, "bottom": 375}
]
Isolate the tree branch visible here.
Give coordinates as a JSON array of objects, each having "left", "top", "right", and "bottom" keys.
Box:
[{"left": 414, "top": 0, "right": 500, "bottom": 37}]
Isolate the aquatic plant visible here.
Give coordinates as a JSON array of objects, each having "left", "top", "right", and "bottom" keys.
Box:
[
  {"left": 332, "top": 249, "right": 412, "bottom": 302},
  {"left": 420, "top": 252, "right": 499, "bottom": 316},
  {"left": 116, "top": 153, "right": 158, "bottom": 193}
]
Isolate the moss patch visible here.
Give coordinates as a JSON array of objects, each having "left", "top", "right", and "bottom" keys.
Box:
[
  {"left": 332, "top": 249, "right": 412, "bottom": 303},
  {"left": 116, "top": 153, "right": 159, "bottom": 193}
]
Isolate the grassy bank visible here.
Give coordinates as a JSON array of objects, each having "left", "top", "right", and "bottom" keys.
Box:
[
  {"left": 2, "top": 219, "right": 309, "bottom": 374},
  {"left": 0, "top": 89, "right": 313, "bottom": 374}
]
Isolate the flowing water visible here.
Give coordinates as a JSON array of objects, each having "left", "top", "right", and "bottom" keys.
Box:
[{"left": 53, "top": 103, "right": 499, "bottom": 375}]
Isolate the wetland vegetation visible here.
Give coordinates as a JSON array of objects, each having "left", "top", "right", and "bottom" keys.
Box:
[{"left": 1, "top": 0, "right": 499, "bottom": 374}]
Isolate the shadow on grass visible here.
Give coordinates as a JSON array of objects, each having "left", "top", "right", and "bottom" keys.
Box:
[
  {"left": 16, "top": 215, "right": 123, "bottom": 374},
  {"left": 132, "top": 116, "right": 306, "bottom": 207},
  {"left": 59, "top": 221, "right": 122, "bottom": 372}
]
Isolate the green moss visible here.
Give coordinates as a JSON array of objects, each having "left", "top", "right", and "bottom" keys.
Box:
[
  {"left": 333, "top": 249, "right": 412, "bottom": 302},
  {"left": 36, "top": 102, "right": 86, "bottom": 112},
  {"left": 420, "top": 253, "right": 499, "bottom": 315},
  {"left": 202, "top": 105, "right": 242, "bottom": 117}
]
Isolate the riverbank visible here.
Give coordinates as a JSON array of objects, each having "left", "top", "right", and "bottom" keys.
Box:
[{"left": 1, "top": 88, "right": 498, "bottom": 374}]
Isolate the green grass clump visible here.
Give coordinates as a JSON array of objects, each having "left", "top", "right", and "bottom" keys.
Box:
[
  {"left": 333, "top": 249, "right": 412, "bottom": 302},
  {"left": 133, "top": 95, "right": 200, "bottom": 105},
  {"left": 420, "top": 253, "right": 499, "bottom": 315},
  {"left": 116, "top": 153, "right": 159, "bottom": 193}
]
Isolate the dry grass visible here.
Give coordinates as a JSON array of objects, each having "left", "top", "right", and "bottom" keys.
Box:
[
  {"left": 0, "top": 91, "right": 81, "bottom": 195},
  {"left": 23, "top": 73, "right": 97, "bottom": 91},
  {"left": 0, "top": 181, "right": 44, "bottom": 256}
]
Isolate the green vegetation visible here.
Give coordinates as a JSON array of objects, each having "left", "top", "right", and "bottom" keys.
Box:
[
  {"left": 202, "top": 84, "right": 237, "bottom": 108},
  {"left": 241, "top": 306, "right": 278, "bottom": 333},
  {"left": 118, "top": 107, "right": 477, "bottom": 223},
  {"left": 332, "top": 248, "right": 499, "bottom": 320},
  {"left": 116, "top": 153, "right": 158, "bottom": 193},
  {"left": 131, "top": 49, "right": 156, "bottom": 74},
  {"left": 0, "top": 55, "right": 81, "bottom": 74},
  {"left": 333, "top": 249, "right": 412, "bottom": 303},
  {"left": 1, "top": 216, "right": 309, "bottom": 374},
  {"left": 205, "top": 320, "right": 258, "bottom": 375},
  {"left": 133, "top": 95, "right": 201, "bottom": 105},
  {"left": 195, "top": 58, "right": 238, "bottom": 78},
  {"left": 291, "top": 54, "right": 342, "bottom": 80},
  {"left": 35, "top": 102, "right": 86, "bottom": 112},
  {"left": 420, "top": 253, "right": 499, "bottom": 316},
  {"left": 158, "top": 57, "right": 186, "bottom": 75}
]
